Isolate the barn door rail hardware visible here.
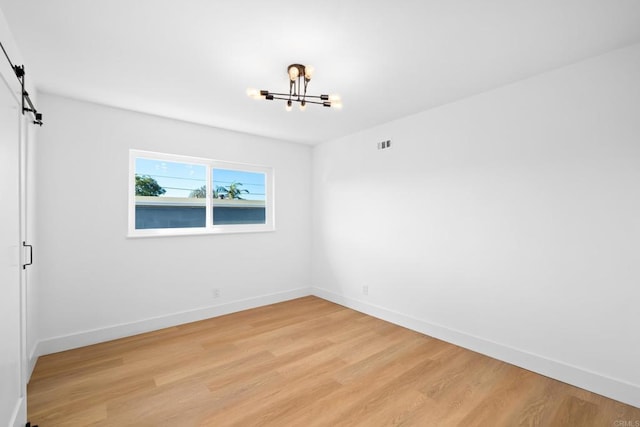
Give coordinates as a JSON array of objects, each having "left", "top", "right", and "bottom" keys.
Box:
[{"left": 1, "top": 39, "right": 44, "bottom": 126}]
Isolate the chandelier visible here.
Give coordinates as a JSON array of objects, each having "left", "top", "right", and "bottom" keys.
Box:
[{"left": 247, "top": 64, "right": 342, "bottom": 111}]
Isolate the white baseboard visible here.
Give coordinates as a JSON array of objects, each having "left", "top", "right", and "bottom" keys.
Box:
[
  {"left": 27, "top": 344, "right": 38, "bottom": 382},
  {"left": 311, "top": 287, "right": 640, "bottom": 409},
  {"left": 10, "top": 396, "right": 25, "bottom": 427},
  {"left": 32, "top": 287, "right": 311, "bottom": 363}
]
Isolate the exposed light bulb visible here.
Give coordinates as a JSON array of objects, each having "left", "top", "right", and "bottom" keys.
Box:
[
  {"left": 299, "top": 101, "right": 306, "bottom": 111},
  {"left": 304, "top": 65, "right": 314, "bottom": 80},
  {"left": 288, "top": 66, "right": 299, "bottom": 81},
  {"left": 329, "top": 94, "right": 341, "bottom": 102},
  {"left": 331, "top": 100, "right": 343, "bottom": 109},
  {"left": 286, "top": 100, "right": 292, "bottom": 112},
  {"left": 246, "top": 88, "right": 259, "bottom": 99}
]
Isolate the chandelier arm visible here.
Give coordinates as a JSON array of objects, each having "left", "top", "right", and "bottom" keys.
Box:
[
  {"left": 299, "top": 99, "right": 328, "bottom": 106},
  {"left": 271, "top": 97, "right": 327, "bottom": 106},
  {"left": 263, "top": 92, "right": 285, "bottom": 96},
  {"left": 266, "top": 93, "right": 327, "bottom": 100},
  {"left": 269, "top": 95, "right": 297, "bottom": 101},
  {"left": 299, "top": 94, "right": 326, "bottom": 100},
  {"left": 267, "top": 95, "right": 327, "bottom": 104}
]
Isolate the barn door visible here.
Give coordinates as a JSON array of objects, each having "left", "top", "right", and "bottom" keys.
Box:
[{"left": 0, "top": 65, "right": 26, "bottom": 427}]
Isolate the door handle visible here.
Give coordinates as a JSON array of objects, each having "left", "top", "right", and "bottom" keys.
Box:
[{"left": 23, "top": 241, "right": 33, "bottom": 269}]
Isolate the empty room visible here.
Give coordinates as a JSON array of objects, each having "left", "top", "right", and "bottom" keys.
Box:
[{"left": 1, "top": 1, "right": 640, "bottom": 426}]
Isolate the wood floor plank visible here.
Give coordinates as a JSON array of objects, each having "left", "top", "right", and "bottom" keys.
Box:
[
  {"left": 276, "top": 342, "right": 443, "bottom": 426},
  {"left": 27, "top": 296, "right": 640, "bottom": 426},
  {"left": 322, "top": 358, "right": 443, "bottom": 427}
]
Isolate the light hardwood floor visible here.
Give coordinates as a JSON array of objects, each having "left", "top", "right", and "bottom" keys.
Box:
[{"left": 28, "top": 296, "right": 640, "bottom": 426}]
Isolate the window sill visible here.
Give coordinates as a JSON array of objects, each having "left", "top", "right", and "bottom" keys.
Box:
[{"left": 127, "top": 226, "right": 275, "bottom": 238}]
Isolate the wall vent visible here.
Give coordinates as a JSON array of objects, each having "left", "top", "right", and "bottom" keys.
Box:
[{"left": 377, "top": 140, "right": 391, "bottom": 150}]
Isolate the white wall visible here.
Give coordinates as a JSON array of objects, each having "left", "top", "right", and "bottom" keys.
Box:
[
  {"left": 312, "top": 43, "right": 640, "bottom": 407},
  {"left": 35, "top": 94, "right": 311, "bottom": 354}
]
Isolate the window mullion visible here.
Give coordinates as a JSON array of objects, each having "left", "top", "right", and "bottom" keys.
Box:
[{"left": 206, "top": 163, "right": 213, "bottom": 228}]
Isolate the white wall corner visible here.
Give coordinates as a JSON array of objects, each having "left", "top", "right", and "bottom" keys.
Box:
[{"left": 310, "top": 287, "right": 640, "bottom": 409}]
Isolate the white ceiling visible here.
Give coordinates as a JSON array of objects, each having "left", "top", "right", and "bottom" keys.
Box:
[{"left": 2, "top": 1, "right": 640, "bottom": 145}]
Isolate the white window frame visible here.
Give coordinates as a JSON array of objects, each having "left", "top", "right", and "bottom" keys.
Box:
[{"left": 128, "top": 149, "right": 275, "bottom": 237}]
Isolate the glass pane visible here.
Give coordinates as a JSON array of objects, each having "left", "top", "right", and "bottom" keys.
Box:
[
  {"left": 135, "top": 158, "right": 207, "bottom": 229},
  {"left": 212, "top": 168, "right": 266, "bottom": 225}
]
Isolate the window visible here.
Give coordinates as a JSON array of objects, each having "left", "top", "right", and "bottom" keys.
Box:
[{"left": 128, "top": 150, "right": 274, "bottom": 236}]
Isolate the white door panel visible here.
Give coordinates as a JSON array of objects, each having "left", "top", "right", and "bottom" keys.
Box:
[{"left": 0, "top": 72, "right": 24, "bottom": 426}]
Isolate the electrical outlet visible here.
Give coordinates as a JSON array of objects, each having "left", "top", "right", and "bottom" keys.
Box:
[
  {"left": 212, "top": 288, "right": 220, "bottom": 299},
  {"left": 362, "top": 285, "right": 369, "bottom": 296}
]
